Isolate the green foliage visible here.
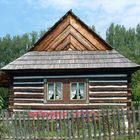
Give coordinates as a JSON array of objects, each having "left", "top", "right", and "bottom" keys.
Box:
[
  {"left": 0, "top": 88, "right": 9, "bottom": 109},
  {"left": 106, "top": 23, "right": 140, "bottom": 101},
  {"left": 0, "top": 96, "right": 3, "bottom": 109},
  {"left": 0, "top": 30, "right": 46, "bottom": 68},
  {"left": 0, "top": 122, "right": 8, "bottom": 138},
  {"left": 132, "top": 70, "right": 140, "bottom": 101},
  {"left": 0, "top": 30, "right": 46, "bottom": 109}
]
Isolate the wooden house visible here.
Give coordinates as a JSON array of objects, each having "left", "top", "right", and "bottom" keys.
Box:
[{"left": 0, "top": 10, "right": 139, "bottom": 111}]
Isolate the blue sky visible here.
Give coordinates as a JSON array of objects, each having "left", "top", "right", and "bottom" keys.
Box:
[{"left": 0, "top": 0, "right": 140, "bottom": 38}]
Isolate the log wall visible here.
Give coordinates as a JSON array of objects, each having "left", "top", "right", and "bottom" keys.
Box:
[
  {"left": 89, "top": 74, "right": 130, "bottom": 106},
  {"left": 9, "top": 74, "right": 131, "bottom": 111}
]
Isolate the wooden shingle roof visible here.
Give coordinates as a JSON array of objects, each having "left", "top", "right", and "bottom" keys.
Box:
[{"left": 2, "top": 50, "right": 139, "bottom": 70}]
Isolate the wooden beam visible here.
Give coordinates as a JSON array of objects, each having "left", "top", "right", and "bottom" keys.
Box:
[
  {"left": 14, "top": 94, "right": 44, "bottom": 98},
  {"left": 33, "top": 15, "right": 70, "bottom": 51},
  {"left": 89, "top": 82, "right": 127, "bottom": 86},
  {"left": 70, "top": 15, "right": 109, "bottom": 50},
  {"left": 89, "top": 88, "right": 129, "bottom": 92},
  {"left": 13, "top": 100, "right": 43, "bottom": 103},
  {"left": 89, "top": 99, "right": 129, "bottom": 103},
  {"left": 89, "top": 93, "right": 131, "bottom": 97},
  {"left": 13, "top": 89, "right": 44, "bottom": 93},
  {"left": 14, "top": 104, "right": 127, "bottom": 110}
]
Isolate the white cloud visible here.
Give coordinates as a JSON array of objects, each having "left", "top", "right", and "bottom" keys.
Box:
[{"left": 26, "top": 0, "right": 140, "bottom": 38}]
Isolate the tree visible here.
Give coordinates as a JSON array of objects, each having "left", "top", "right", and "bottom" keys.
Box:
[
  {"left": 106, "top": 23, "right": 140, "bottom": 101},
  {"left": 106, "top": 23, "right": 115, "bottom": 47}
]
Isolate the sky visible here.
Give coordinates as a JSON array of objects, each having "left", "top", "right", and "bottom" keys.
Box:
[{"left": 0, "top": 0, "right": 140, "bottom": 38}]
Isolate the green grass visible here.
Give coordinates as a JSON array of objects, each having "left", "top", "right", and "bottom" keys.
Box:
[{"left": 117, "top": 136, "right": 140, "bottom": 140}]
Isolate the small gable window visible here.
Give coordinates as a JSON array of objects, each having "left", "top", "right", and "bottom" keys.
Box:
[
  {"left": 70, "top": 82, "right": 86, "bottom": 100},
  {"left": 47, "top": 82, "right": 62, "bottom": 100}
]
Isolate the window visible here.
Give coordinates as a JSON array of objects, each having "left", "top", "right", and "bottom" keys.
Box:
[
  {"left": 71, "top": 82, "right": 86, "bottom": 100},
  {"left": 47, "top": 82, "right": 62, "bottom": 100}
]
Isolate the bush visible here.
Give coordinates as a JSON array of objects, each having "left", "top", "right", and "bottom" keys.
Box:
[{"left": 0, "top": 122, "right": 8, "bottom": 138}]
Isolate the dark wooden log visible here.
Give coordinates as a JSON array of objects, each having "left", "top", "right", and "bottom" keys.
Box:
[
  {"left": 14, "top": 94, "right": 44, "bottom": 98},
  {"left": 90, "top": 87, "right": 129, "bottom": 92},
  {"left": 14, "top": 105, "right": 128, "bottom": 110},
  {"left": 14, "top": 100, "right": 43, "bottom": 103},
  {"left": 89, "top": 77, "right": 127, "bottom": 80},
  {"left": 13, "top": 84, "right": 43, "bottom": 87},
  {"left": 89, "top": 99, "right": 129, "bottom": 103},
  {"left": 13, "top": 89, "right": 44, "bottom": 92},
  {"left": 89, "top": 82, "right": 127, "bottom": 86},
  {"left": 14, "top": 78, "right": 43, "bottom": 82},
  {"left": 89, "top": 93, "right": 131, "bottom": 97}
]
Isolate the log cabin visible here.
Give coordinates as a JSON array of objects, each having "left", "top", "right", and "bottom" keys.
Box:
[{"left": 0, "top": 10, "right": 140, "bottom": 111}]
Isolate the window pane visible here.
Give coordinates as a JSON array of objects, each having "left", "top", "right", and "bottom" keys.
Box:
[
  {"left": 48, "top": 83, "right": 54, "bottom": 100},
  {"left": 79, "top": 83, "right": 85, "bottom": 99},
  {"left": 71, "top": 83, "right": 77, "bottom": 99},
  {"left": 55, "top": 83, "right": 62, "bottom": 99}
]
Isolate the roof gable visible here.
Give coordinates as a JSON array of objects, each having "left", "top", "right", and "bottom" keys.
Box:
[{"left": 30, "top": 10, "right": 112, "bottom": 51}]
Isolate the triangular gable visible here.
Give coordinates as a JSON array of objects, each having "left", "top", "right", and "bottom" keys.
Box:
[{"left": 30, "top": 10, "right": 112, "bottom": 51}]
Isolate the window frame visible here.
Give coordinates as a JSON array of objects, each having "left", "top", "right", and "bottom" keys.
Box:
[
  {"left": 45, "top": 82, "right": 63, "bottom": 101},
  {"left": 70, "top": 82, "right": 86, "bottom": 100}
]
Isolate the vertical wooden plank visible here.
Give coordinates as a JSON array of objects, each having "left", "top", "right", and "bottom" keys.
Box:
[
  {"left": 71, "top": 110, "right": 75, "bottom": 139},
  {"left": 22, "top": 111, "right": 27, "bottom": 140},
  {"left": 63, "top": 110, "right": 67, "bottom": 139},
  {"left": 86, "top": 110, "right": 91, "bottom": 140},
  {"left": 39, "top": 112, "right": 43, "bottom": 140},
  {"left": 138, "top": 105, "right": 140, "bottom": 135},
  {"left": 69, "top": 111, "right": 72, "bottom": 139},
  {"left": 127, "top": 74, "right": 132, "bottom": 107},
  {"left": 132, "top": 107, "right": 136, "bottom": 137},
  {"left": 42, "top": 112, "right": 46, "bottom": 140},
  {"left": 81, "top": 110, "right": 85, "bottom": 140},
  {"left": 18, "top": 112, "right": 23, "bottom": 139},
  {"left": 10, "top": 111, "right": 15, "bottom": 140},
  {"left": 117, "top": 109, "right": 121, "bottom": 136},
  {"left": 98, "top": 111, "right": 102, "bottom": 140},
  {"left": 55, "top": 111, "right": 59, "bottom": 140},
  {"left": 6, "top": 112, "right": 13, "bottom": 140},
  {"left": 50, "top": 112, "right": 54, "bottom": 140},
  {"left": 59, "top": 111, "right": 63, "bottom": 139},
  {"left": 14, "top": 112, "right": 19, "bottom": 139},
  {"left": 112, "top": 109, "right": 117, "bottom": 140},
  {"left": 44, "top": 79, "right": 47, "bottom": 103},
  {"left": 121, "top": 108, "right": 126, "bottom": 136},
  {"left": 36, "top": 115, "right": 40, "bottom": 140},
  {"left": 46, "top": 112, "right": 50, "bottom": 139},
  {"left": 107, "top": 109, "right": 111, "bottom": 140},
  {"left": 67, "top": 110, "right": 71, "bottom": 139},
  {"left": 86, "top": 78, "right": 89, "bottom": 104},
  {"left": 127, "top": 108, "right": 132, "bottom": 140},
  {"left": 32, "top": 113, "right": 37, "bottom": 140},
  {"left": 9, "top": 77, "right": 14, "bottom": 112},
  {"left": 27, "top": 112, "right": 33, "bottom": 140},
  {"left": 102, "top": 109, "right": 106, "bottom": 140},
  {"left": 76, "top": 110, "right": 80, "bottom": 140},
  {"left": 91, "top": 110, "right": 97, "bottom": 140},
  {"left": 11, "top": 111, "right": 16, "bottom": 139}
]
